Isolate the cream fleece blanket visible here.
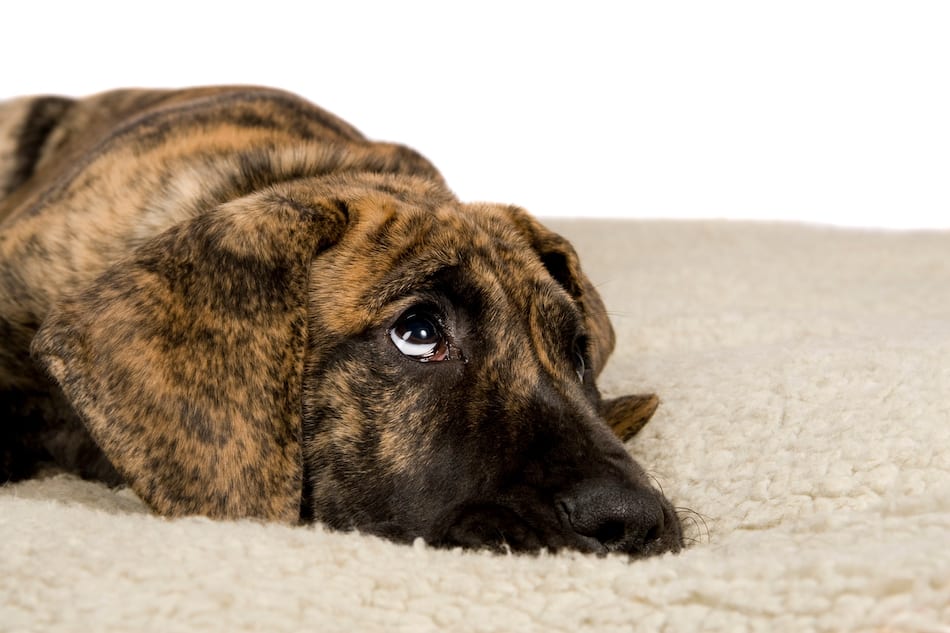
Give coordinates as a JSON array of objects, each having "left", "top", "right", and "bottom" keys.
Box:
[{"left": 2, "top": 220, "right": 949, "bottom": 632}]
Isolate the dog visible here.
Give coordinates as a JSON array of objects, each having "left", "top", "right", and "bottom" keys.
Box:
[{"left": 0, "top": 86, "right": 682, "bottom": 556}]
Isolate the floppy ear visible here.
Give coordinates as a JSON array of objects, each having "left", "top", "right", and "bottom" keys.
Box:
[
  {"left": 602, "top": 394, "right": 660, "bottom": 442},
  {"left": 503, "top": 208, "right": 661, "bottom": 440},
  {"left": 504, "top": 206, "right": 616, "bottom": 376},
  {"left": 31, "top": 183, "right": 350, "bottom": 521}
]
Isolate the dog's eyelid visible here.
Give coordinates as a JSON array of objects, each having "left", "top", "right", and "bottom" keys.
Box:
[{"left": 381, "top": 293, "right": 447, "bottom": 327}]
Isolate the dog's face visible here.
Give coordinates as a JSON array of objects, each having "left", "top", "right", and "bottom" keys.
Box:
[
  {"left": 301, "top": 199, "right": 680, "bottom": 554},
  {"left": 31, "top": 174, "right": 681, "bottom": 556}
]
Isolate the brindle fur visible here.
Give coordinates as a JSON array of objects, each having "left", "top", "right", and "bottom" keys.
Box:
[{"left": 0, "top": 86, "right": 681, "bottom": 555}]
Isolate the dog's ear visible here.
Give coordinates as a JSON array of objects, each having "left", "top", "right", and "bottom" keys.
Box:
[
  {"left": 31, "top": 183, "right": 351, "bottom": 521},
  {"left": 602, "top": 394, "right": 660, "bottom": 442},
  {"left": 503, "top": 209, "right": 661, "bottom": 439},
  {"left": 504, "top": 207, "right": 616, "bottom": 376}
]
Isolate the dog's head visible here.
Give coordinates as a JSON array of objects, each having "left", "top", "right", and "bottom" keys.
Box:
[{"left": 32, "top": 173, "right": 681, "bottom": 556}]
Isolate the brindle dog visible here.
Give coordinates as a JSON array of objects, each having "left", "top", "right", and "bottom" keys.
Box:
[{"left": 0, "top": 87, "right": 681, "bottom": 556}]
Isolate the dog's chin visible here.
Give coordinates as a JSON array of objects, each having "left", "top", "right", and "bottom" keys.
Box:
[
  {"left": 339, "top": 503, "right": 583, "bottom": 554},
  {"left": 349, "top": 498, "right": 685, "bottom": 558},
  {"left": 427, "top": 502, "right": 592, "bottom": 554}
]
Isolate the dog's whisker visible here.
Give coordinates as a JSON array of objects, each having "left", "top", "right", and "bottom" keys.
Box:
[
  {"left": 644, "top": 472, "right": 667, "bottom": 497},
  {"left": 675, "top": 507, "right": 710, "bottom": 544}
]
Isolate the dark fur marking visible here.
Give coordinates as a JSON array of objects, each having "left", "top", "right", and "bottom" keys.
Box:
[{"left": 5, "top": 96, "right": 74, "bottom": 197}]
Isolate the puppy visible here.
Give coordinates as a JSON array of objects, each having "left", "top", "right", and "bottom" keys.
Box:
[{"left": 0, "top": 86, "right": 681, "bottom": 556}]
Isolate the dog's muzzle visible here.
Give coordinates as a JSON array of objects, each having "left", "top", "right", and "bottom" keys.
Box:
[{"left": 433, "top": 478, "right": 683, "bottom": 557}]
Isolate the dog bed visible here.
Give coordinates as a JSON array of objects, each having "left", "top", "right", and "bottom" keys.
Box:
[{"left": 2, "top": 220, "right": 948, "bottom": 632}]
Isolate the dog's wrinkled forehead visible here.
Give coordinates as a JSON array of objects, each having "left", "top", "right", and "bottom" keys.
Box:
[{"left": 308, "top": 199, "right": 578, "bottom": 339}]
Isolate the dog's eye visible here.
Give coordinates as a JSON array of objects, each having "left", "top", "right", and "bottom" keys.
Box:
[
  {"left": 390, "top": 310, "right": 449, "bottom": 362},
  {"left": 573, "top": 338, "right": 588, "bottom": 382}
]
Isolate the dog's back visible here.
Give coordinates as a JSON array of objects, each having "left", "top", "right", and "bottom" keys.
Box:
[{"left": 0, "top": 87, "right": 376, "bottom": 214}]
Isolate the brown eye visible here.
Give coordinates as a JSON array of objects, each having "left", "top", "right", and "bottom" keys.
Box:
[{"left": 390, "top": 310, "right": 449, "bottom": 362}]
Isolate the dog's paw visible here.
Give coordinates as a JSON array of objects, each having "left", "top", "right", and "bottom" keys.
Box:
[{"left": 602, "top": 394, "right": 660, "bottom": 442}]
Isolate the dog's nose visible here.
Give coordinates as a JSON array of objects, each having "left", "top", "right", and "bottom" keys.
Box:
[{"left": 559, "top": 480, "right": 666, "bottom": 554}]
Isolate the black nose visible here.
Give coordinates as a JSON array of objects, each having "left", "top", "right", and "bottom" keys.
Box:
[{"left": 559, "top": 480, "right": 666, "bottom": 554}]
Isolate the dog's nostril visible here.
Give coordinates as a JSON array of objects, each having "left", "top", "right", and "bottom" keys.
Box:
[
  {"left": 642, "top": 521, "right": 662, "bottom": 546},
  {"left": 593, "top": 519, "right": 626, "bottom": 547},
  {"left": 561, "top": 480, "right": 665, "bottom": 554}
]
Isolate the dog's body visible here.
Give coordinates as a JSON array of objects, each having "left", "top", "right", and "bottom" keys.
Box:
[{"left": 0, "top": 87, "right": 680, "bottom": 556}]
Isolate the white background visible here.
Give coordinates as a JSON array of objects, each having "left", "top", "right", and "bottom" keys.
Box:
[{"left": 4, "top": 2, "right": 948, "bottom": 229}]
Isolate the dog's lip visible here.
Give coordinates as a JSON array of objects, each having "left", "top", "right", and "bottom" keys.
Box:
[
  {"left": 341, "top": 499, "right": 682, "bottom": 556},
  {"left": 349, "top": 520, "right": 418, "bottom": 544},
  {"left": 429, "top": 499, "right": 607, "bottom": 554}
]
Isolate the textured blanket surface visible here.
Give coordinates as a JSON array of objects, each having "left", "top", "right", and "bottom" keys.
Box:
[{"left": 2, "top": 220, "right": 949, "bottom": 632}]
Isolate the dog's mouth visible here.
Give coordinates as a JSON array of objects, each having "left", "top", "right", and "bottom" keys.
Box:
[{"left": 421, "top": 485, "right": 684, "bottom": 557}]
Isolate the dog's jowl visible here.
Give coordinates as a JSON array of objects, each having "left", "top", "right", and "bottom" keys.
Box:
[{"left": 0, "top": 87, "right": 682, "bottom": 556}]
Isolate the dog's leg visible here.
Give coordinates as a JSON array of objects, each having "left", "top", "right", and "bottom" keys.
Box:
[{"left": 601, "top": 394, "right": 659, "bottom": 442}]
